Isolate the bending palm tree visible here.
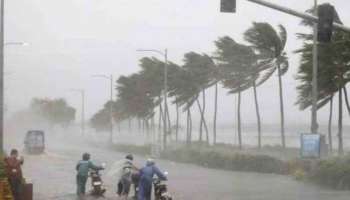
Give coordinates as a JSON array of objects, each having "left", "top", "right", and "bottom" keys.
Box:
[{"left": 244, "top": 22, "right": 289, "bottom": 148}]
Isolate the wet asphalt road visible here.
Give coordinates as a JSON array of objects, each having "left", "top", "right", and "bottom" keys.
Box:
[{"left": 19, "top": 133, "right": 350, "bottom": 200}]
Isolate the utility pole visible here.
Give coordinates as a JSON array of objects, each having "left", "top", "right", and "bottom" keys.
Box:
[
  {"left": 311, "top": 0, "right": 318, "bottom": 133},
  {"left": 163, "top": 49, "right": 168, "bottom": 149},
  {"left": 0, "top": 0, "right": 4, "bottom": 154}
]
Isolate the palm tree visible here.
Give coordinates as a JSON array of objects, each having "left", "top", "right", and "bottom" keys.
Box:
[
  {"left": 244, "top": 22, "right": 289, "bottom": 148},
  {"left": 295, "top": 7, "right": 350, "bottom": 154},
  {"left": 182, "top": 52, "right": 216, "bottom": 144},
  {"left": 168, "top": 66, "right": 198, "bottom": 145},
  {"left": 214, "top": 36, "right": 258, "bottom": 149}
]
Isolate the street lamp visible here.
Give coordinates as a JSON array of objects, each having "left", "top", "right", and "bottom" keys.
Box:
[
  {"left": 92, "top": 74, "right": 114, "bottom": 143},
  {"left": 136, "top": 49, "right": 169, "bottom": 149},
  {"left": 69, "top": 89, "right": 85, "bottom": 136}
]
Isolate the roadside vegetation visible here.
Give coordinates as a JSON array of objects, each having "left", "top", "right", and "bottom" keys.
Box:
[
  {"left": 0, "top": 153, "right": 5, "bottom": 179},
  {"left": 111, "top": 142, "right": 350, "bottom": 190}
]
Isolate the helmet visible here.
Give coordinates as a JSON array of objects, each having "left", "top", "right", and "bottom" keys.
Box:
[
  {"left": 82, "top": 153, "right": 90, "bottom": 161},
  {"left": 146, "top": 158, "right": 155, "bottom": 166},
  {"left": 125, "top": 154, "right": 133, "bottom": 161}
]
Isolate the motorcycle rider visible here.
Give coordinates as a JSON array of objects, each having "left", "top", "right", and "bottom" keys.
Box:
[
  {"left": 138, "top": 158, "right": 167, "bottom": 200},
  {"left": 4, "top": 149, "right": 24, "bottom": 200},
  {"left": 76, "top": 153, "right": 104, "bottom": 196},
  {"left": 117, "top": 154, "right": 138, "bottom": 200}
]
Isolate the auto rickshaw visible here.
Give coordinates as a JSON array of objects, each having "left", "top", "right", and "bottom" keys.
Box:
[{"left": 24, "top": 130, "right": 45, "bottom": 154}]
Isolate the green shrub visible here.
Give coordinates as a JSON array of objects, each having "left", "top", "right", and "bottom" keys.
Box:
[
  {"left": 308, "top": 156, "right": 350, "bottom": 189},
  {"left": 0, "top": 153, "right": 6, "bottom": 178},
  {"left": 160, "top": 147, "right": 287, "bottom": 174}
]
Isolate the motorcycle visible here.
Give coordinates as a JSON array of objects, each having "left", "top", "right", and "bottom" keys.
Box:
[
  {"left": 153, "top": 172, "right": 173, "bottom": 200},
  {"left": 89, "top": 163, "right": 107, "bottom": 197}
]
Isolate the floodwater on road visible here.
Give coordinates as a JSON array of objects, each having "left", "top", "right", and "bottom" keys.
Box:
[{"left": 18, "top": 132, "right": 350, "bottom": 200}]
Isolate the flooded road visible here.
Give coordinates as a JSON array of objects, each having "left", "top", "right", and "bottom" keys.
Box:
[{"left": 19, "top": 133, "right": 350, "bottom": 200}]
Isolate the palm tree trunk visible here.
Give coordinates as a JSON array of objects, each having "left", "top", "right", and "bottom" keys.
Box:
[
  {"left": 196, "top": 99, "right": 210, "bottom": 145},
  {"left": 253, "top": 81, "right": 262, "bottom": 148},
  {"left": 186, "top": 104, "right": 193, "bottom": 145},
  {"left": 186, "top": 107, "right": 190, "bottom": 145},
  {"left": 159, "top": 103, "right": 164, "bottom": 143},
  {"left": 343, "top": 86, "right": 350, "bottom": 116},
  {"left": 199, "top": 91, "right": 204, "bottom": 142},
  {"left": 328, "top": 96, "right": 333, "bottom": 153},
  {"left": 203, "top": 89, "right": 209, "bottom": 144},
  {"left": 213, "top": 83, "right": 218, "bottom": 145},
  {"left": 237, "top": 90, "right": 242, "bottom": 150},
  {"left": 189, "top": 107, "right": 192, "bottom": 143},
  {"left": 277, "top": 64, "right": 286, "bottom": 148},
  {"left": 166, "top": 103, "right": 172, "bottom": 136},
  {"left": 175, "top": 100, "right": 179, "bottom": 142},
  {"left": 338, "top": 87, "right": 344, "bottom": 155}
]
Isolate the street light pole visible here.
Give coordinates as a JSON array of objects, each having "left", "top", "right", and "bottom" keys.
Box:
[
  {"left": 163, "top": 49, "right": 168, "bottom": 149},
  {"left": 311, "top": 0, "right": 318, "bottom": 133},
  {"left": 0, "top": 0, "right": 4, "bottom": 154},
  {"left": 92, "top": 74, "right": 114, "bottom": 143}
]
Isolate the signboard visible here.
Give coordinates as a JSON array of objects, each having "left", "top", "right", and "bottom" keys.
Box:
[{"left": 300, "top": 133, "right": 321, "bottom": 158}]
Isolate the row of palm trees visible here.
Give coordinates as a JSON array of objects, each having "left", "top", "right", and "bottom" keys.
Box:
[
  {"left": 295, "top": 7, "right": 350, "bottom": 155},
  {"left": 91, "top": 22, "right": 290, "bottom": 149}
]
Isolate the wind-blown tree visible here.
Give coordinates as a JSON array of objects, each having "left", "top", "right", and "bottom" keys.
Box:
[
  {"left": 90, "top": 101, "right": 112, "bottom": 132},
  {"left": 117, "top": 73, "right": 156, "bottom": 121},
  {"left": 167, "top": 62, "right": 184, "bottom": 141},
  {"left": 214, "top": 36, "right": 259, "bottom": 149},
  {"left": 182, "top": 52, "right": 216, "bottom": 144},
  {"left": 244, "top": 22, "right": 289, "bottom": 148},
  {"left": 31, "top": 98, "right": 76, "bottom": 128},
  {"left": 168, "top": 65, "right": 199, "bottom": 145},
  {"left": 137, "top": 57, "right": 176, "bottom": 144},
  {"left": 295, "top": 7, "right": 350, "bottom": 154},
  {"left": 90, "top": 100, "right": 126, "bottom": 132}
]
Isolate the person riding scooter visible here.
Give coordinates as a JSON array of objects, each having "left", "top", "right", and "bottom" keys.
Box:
[
  {"left": 76, "top": 153, "right": 104, "bottom": 196},
  {"left": 138, "top": 158, "right": 167, "bottom": 200}
]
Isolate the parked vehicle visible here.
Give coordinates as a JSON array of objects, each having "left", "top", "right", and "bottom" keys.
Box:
[{"left": 24, "top": 130, "right": 45, "bottom": 154}]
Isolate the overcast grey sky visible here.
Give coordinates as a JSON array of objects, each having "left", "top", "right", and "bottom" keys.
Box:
[{"left": 4, "top": 0, "right": 350, "bottom": 127}]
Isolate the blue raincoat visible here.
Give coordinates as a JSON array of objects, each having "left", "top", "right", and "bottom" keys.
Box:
[{"left": 138, "top": 163, "right": 167, "bottom": 200}]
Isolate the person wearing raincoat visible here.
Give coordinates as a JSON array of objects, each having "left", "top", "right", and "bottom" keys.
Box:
[
  {"left": 138, "top": 159, "right": 167, "bottom": 200},
  {"left": 117, "top": 154, "right": 138, "bottom": 200},
  {"left": 76, "top": 153, "right": 104, "bottom": 196}
]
